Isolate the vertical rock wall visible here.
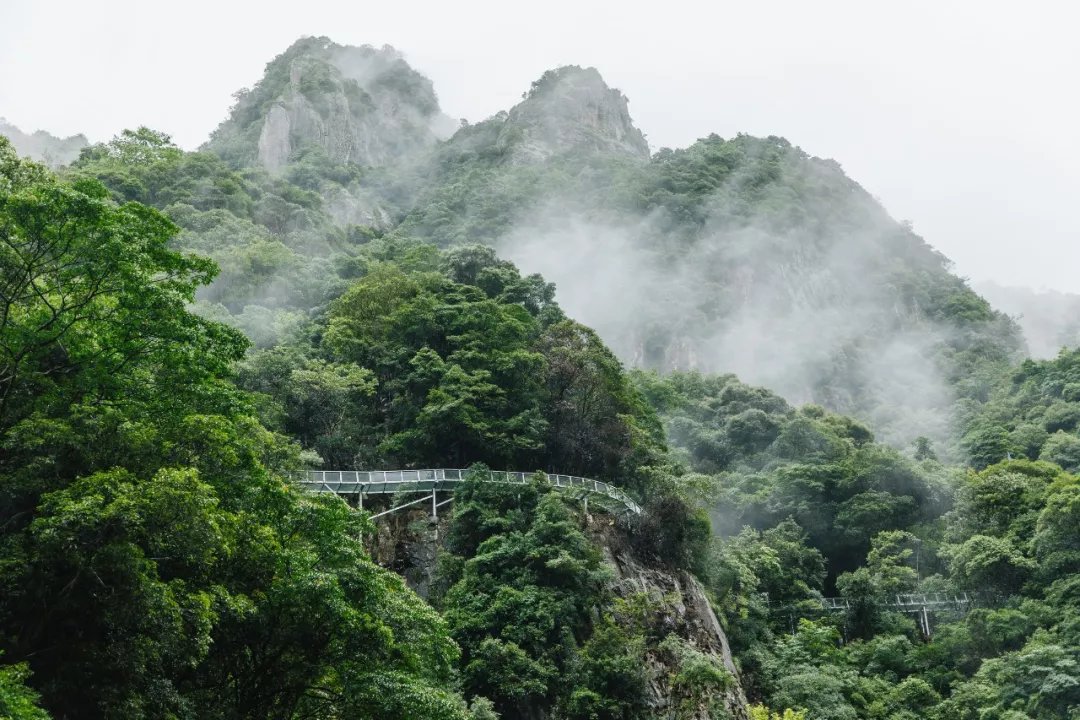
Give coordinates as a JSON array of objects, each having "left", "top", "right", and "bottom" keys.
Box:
[{"left": 369, "top": 506, "right": 749, "bottom": 719}]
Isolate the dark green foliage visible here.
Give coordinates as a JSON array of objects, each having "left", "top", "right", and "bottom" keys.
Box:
[
  {"left": 964, "top": 348, "right": 1080, "bottom": 468},
  {"left": 324, "top": 263, "right": 549, "bottom": 467},
  {"left": 633, "top": 493, "right": 713, "bottom": 575},
  {"left": 0, "top": 657, "right": 49, "bottom": 720},
  {"left": 439, "top": 471, "right": 651, "bottom": 719},
  {"left": 727, "top": 460, "right": 1080, "bottom": 719},
  {"left": 634, "top": 371, "right": 948, "bottom": 578},
  {"left": 640, "top": 363, "right": 1080, "bottom": 718},
  {"left": 562, "top": 619, "right": 648, "bottom": 720},
  {"left": 5, "top": 34, "right": 1080, "bottom": 720},
  {"left": 0, "top": 140, "right": 473, "bottom": 719},
  {"left": 233, "top": 243, "right": 664, "bottom": 484}
]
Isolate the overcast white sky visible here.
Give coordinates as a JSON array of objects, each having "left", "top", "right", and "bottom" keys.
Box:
[{"left": 2, "top": 0, "right": 1077, "bottom": 292}]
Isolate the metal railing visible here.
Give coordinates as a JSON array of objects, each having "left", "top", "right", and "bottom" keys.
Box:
[
  {"left": 767, "top": 592, "right": 988, "bottom": 639},
  {"left": 816, "top": 593, "right": 979, "bottom": 611},
  {"left": 768, "top": 592, "right": 982, "bottom": 612},
  {"left": 295, "top": 468, "right": 642, "bottom": 517}
]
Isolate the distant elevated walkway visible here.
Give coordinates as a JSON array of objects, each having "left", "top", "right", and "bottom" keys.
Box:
[
  {"left": 296, "top": 468, "right": 642, "bottom": 519},
  {"left": 817, "top": 593, "right": 981, "bottom": 612},
  {"left": 770, "top": 592, "right": 989, "bottom": 638}
]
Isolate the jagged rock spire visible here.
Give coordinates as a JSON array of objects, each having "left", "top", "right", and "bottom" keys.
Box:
[{"left": 495, "top": 66, "right": 650, "bottom": 162}]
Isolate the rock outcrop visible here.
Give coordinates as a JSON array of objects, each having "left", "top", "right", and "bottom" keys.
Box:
[
  {"left": 369, "top": 507, "right": 748, "bottom": 720},
  {"left": 494, "top": 66, "right": 650, "bottom": 163},
  {"left": 209, "top": 37, "right": 454, "bottom": 173},
  {"left": 598, "top": 522, "right": 750, "bottom": 720},
  {"left": 369, "top": 510, "right": 450, "bottom": 600}
]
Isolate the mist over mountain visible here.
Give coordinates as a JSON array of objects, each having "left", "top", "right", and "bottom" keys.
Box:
[
  {"left": 385, "top": 60, "right": 1022, "bottom": 453},
  {"left": 976, "top": 280, "right": 1080, "bottom": 359},
  {"left": 5, "top": 35, "right": 1080, "bottom": 720},
  {"left": 490, "top": 135, "right": 1025, "bottom": 453},
  {"left": 0, "top": 118, "right": 87, "bottom": 166},
  {"left": 63, "top": 36, "right": 1022, "bottom": 455}
]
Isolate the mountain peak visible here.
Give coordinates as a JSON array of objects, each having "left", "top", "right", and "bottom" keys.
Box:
[
  {"left": 207, "top": 37, "right": 454, "bottom": 172},
  {"left": 495, "top": 65, "right": 650, "bottom": 162}
]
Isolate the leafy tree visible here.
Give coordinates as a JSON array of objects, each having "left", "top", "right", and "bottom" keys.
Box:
[
  {"left": 0, "top": 141, "right": 473, "bottom": 719},
  {"left": 538, "top": 319, "right": 663, "bottom": 481},
  {"left": 961, "top": 424, "right": 1011, "bottom": 469},
  {"left": 0, "top": 658, "right": 50, "bottom": 720},
  {"left": 724, "top": 519, "right": 827, "bottom": 608},
  {"left": 561, "top": 619, "right": 647, "bottom": 720},
  {"left": 1033, "top": 483, "right": 1080, "bottom": 580},
  {"left": 660, "top": 634, "right": 732, "bottom": 718},
  {"left": 1039, "top": 430, "right": 1080, "bottom": 472},
  {"left": 440, "top": 471, "right": 652, "bottom": 719},
  {"left": 940, "top": 632, "right": 1080, "bottom": 719},
  {"left": 0, "top": 143, "right": 224, "bottom": 433},
  {"left": 946, "top": 535, "right": 1036, "bottom": 595},
  {"left": 749, "top": 705, "right": 806, "bottom": 720},
  {"left": 324, "top": 265, "right": 548, "bottom": 468}
]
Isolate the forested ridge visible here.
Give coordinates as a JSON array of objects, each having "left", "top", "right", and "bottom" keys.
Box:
[{"left": 1, "top": 36, "right": 1077, "bottom": 720}]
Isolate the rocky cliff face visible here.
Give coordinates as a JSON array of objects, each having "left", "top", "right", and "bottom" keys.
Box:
[
  {"left": 369, "top": 508, "right": 748, "bottom": 720},
  {"left": 209, "top": 38, "right": 454, "bottom": 173},
  {"left": 493, "top": 66, "right": 650, "bottom": 163},
  {"left": 595, "top": 519, "right": 750, "bottom": 720},
  {"left": 369, "top": 510, "right": 450, "bottom": 600}
]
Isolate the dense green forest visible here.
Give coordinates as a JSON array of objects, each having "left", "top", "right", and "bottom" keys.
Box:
[{"left": 1, "top": 37, "right": 1078, "bottom": 720}]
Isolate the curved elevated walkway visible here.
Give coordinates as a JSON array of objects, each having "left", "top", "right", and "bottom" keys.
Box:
[
  {"left": 296, "top": 468, "right": 642, "bottom": 518},
  {"left": 770, "top": 592, "right": 989, "bottom": 638}
]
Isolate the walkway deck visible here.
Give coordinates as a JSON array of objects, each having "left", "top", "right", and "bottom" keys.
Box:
[{"left": 296, "top": 468, "right": 642, "bottom": 518}]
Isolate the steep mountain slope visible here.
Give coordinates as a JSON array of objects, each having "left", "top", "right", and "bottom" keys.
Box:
[
  {"left": 205, "top": 36, "right": 457, "bottom": 230},
  {"left": 7, "top": 36, "right": 1080, "bottom": 720},
  {"left": 494, "top": 66, "right": 650, "bottom": 163},
  {"left": 67, "top": 127, "right": 358, "bottom": 347},
  {"left": 371, "top": 489, "right": 750, "bottom": 720},
  {"left": 394, "top": 81, "right": 1024, "bottom": 453},
  {"left": 0, "top": 118, "right": 87, "bottom": 166},
  {"left": 90, "top": 36, "right": 1023, "bottom": 456}
]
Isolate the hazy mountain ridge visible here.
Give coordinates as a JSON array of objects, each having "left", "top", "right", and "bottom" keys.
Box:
[
  {"left": 5, "top": 35, "right": 1080, "bottom": 720},
  {"left": 0, "top": 118, "right": 87, "bottom": 167},
  {"left": 976, "top": 280, "right": 1080, "bottom": 359},
  {"left": 129, "top": 37, "right": 1027, "bottom": 454},
  {"left": 396, "top": 118, "right": 1024, "bottom": 452}
]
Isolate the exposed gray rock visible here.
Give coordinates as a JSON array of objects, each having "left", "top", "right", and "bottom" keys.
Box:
[
  {"left": 256, "top": 104, "right": 292, "bottom": 173},
  {"left": 322, "top": 184, "right": 391, "bottom": 229},
  {"left": 369, "top": 505, "right": 749, "bottom": 719},
  {"left": 227, "top": 40, "right": 449, "bottom": 174},
  {"left": 368, "top": 509, "right": 451, "bottom": 601},
  {"left": 495, "top": 66, "right": 650, "bottom": 163},
  {"left": 597, "top": 520, "right": 750, "bottom": 720}
]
